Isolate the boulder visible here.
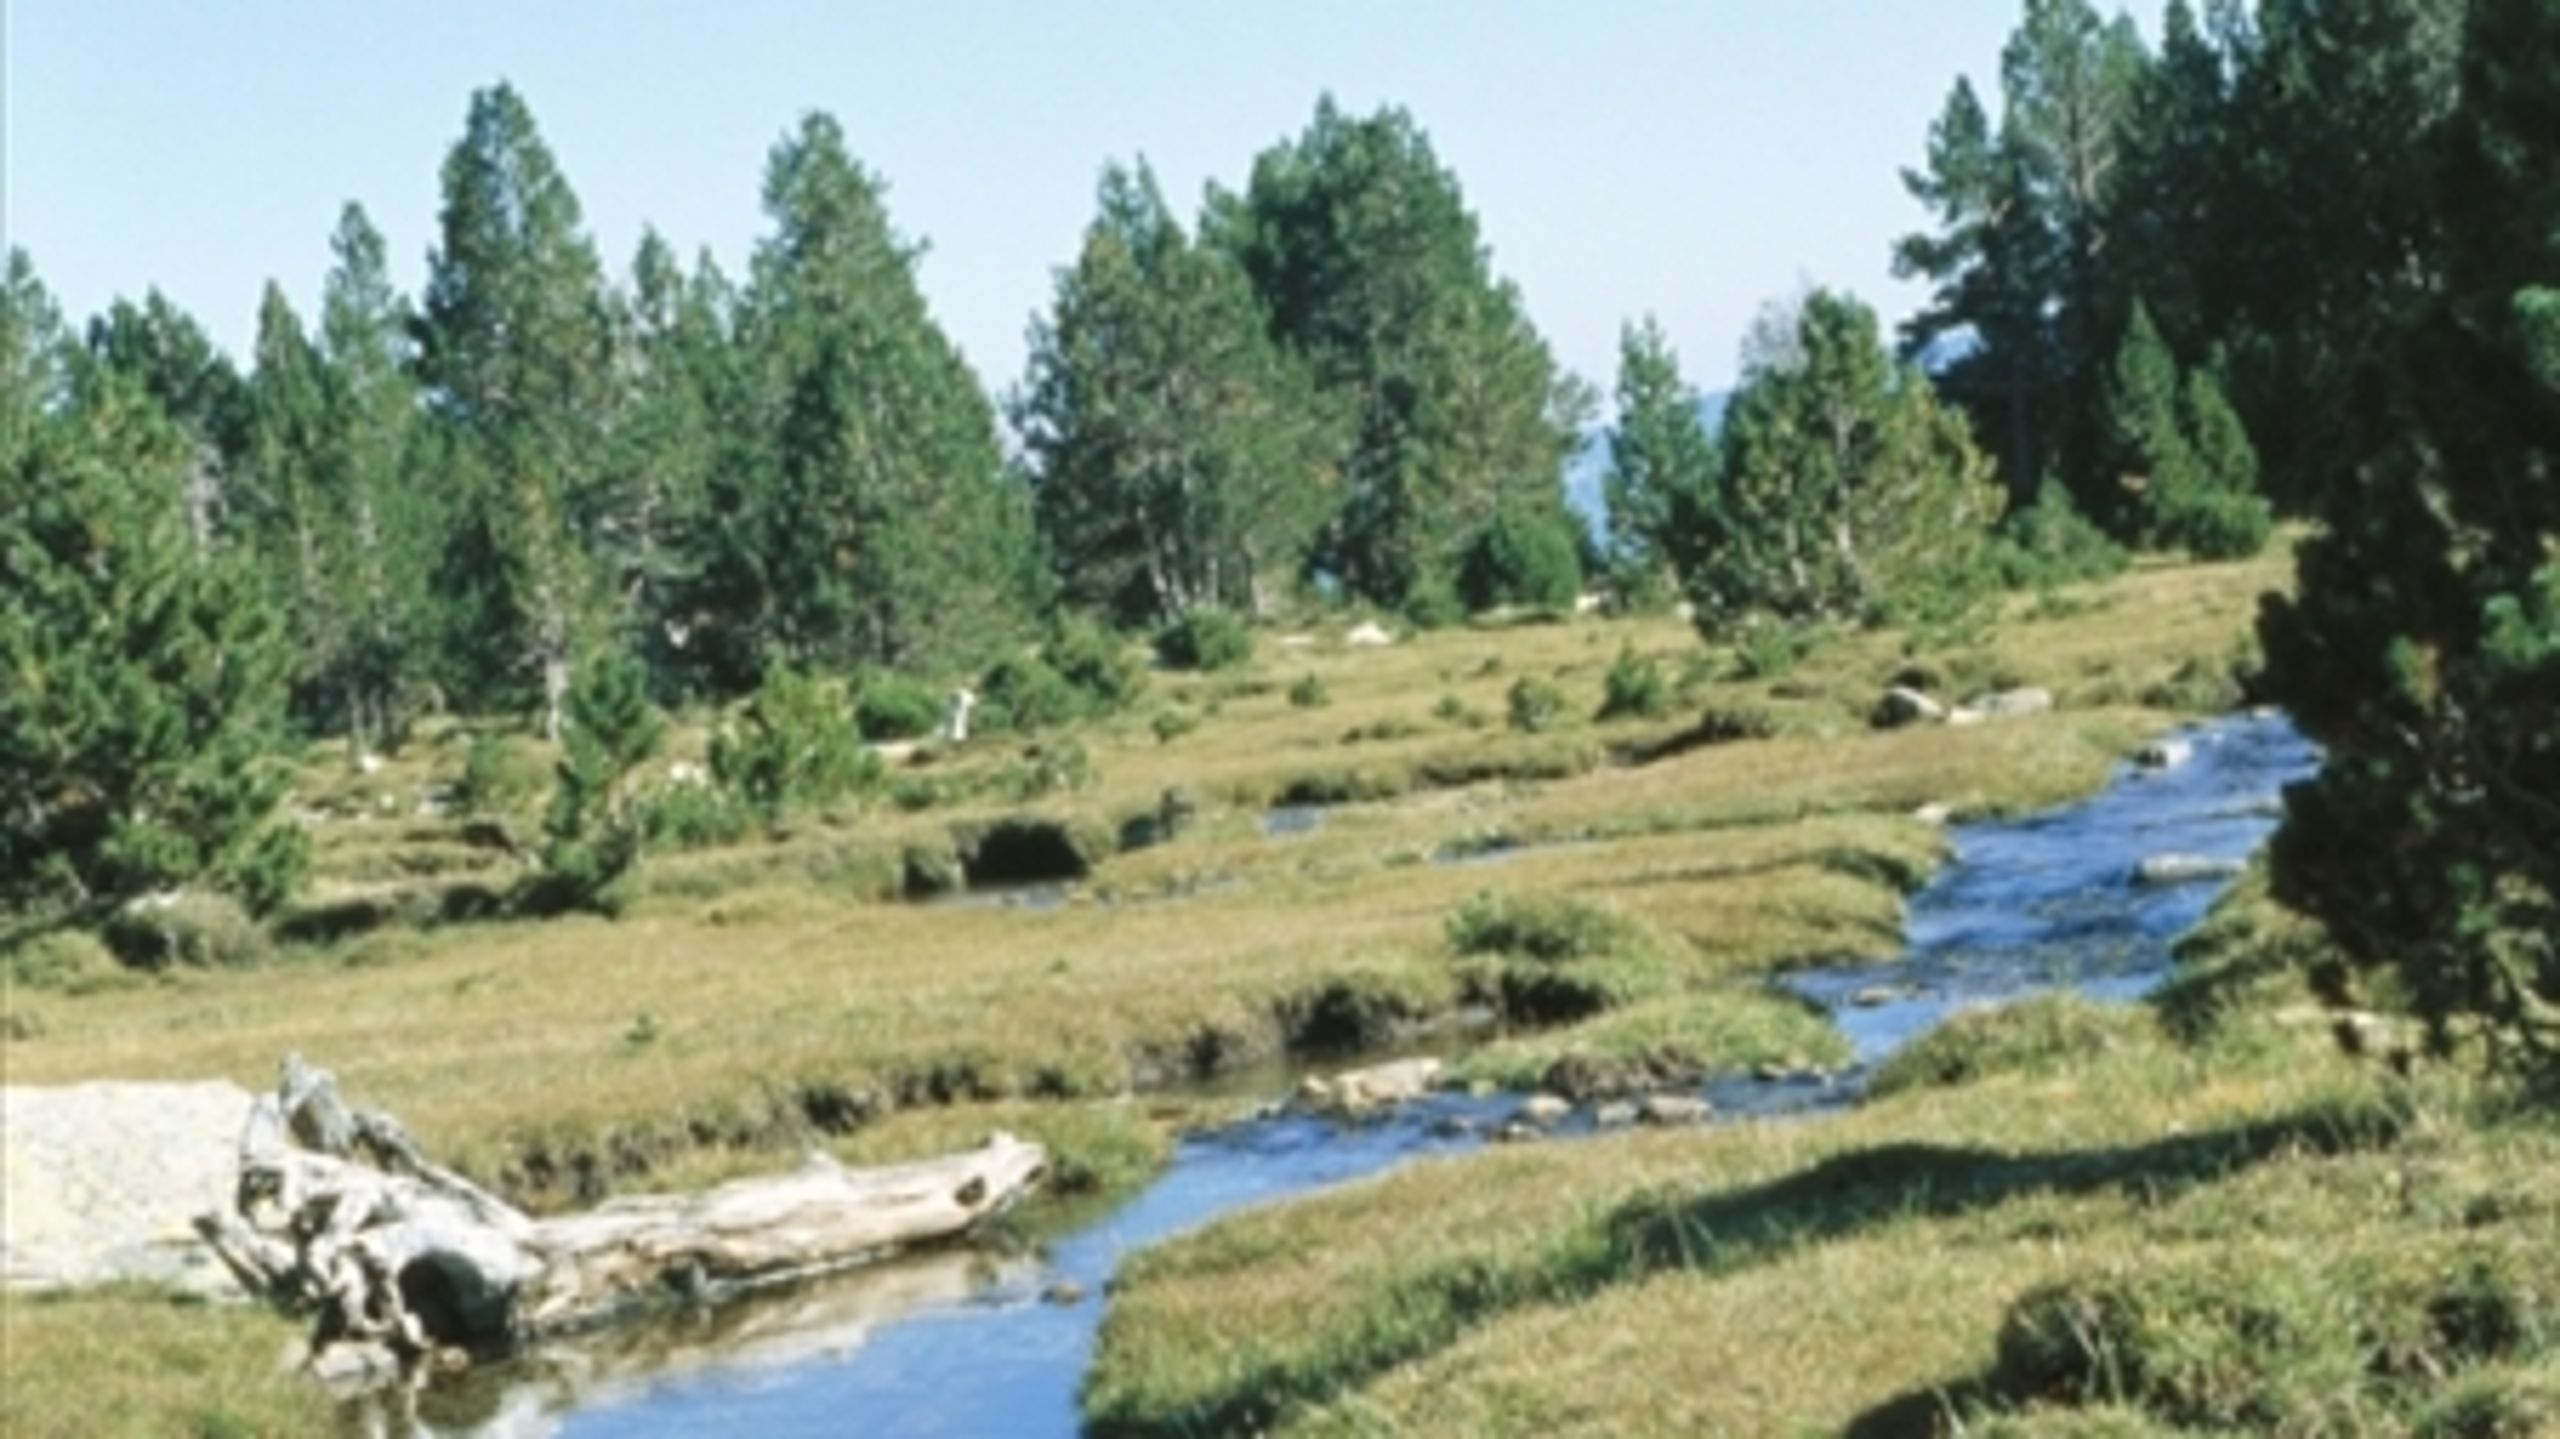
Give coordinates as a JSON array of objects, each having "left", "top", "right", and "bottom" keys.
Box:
[
  {"left": 2134, "top": 854, "right": 2247, "bottom": 887},
  {"left": 1872, "top": 686, "right": 1948, "bottom": 730},
  {"left": 1960, "top": 687, "right": 2055, "bottom": 721},
  {"left": 1515, "top": 1093, "right": 1572, "bottom": 1127},
  {"left": 1344, "top": 621, "right": 1396, "bottom": 649},
  {"left": 1591, "top": 1101, "right": 1639, "bottom": 1130},
  {"left": 1310, "top": 1058, "right": 1445, "bottom": 1117},
  {"left": 1912, "top": 802, "right": 1956, "bottom": 827},
  {"left": 1637, "top": 1095, "right": 1713, "bottom": 1126}
]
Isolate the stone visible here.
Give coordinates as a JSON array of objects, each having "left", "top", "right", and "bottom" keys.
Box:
[
  {"left": 1961, "top": 687, "right": 2055, "bottom": 720},
  {"left": 2133, "top": 737, "right": 2194, "bottom": 770},
  {"left": 3, "top": 1079, "right": 258, "bottom": 1297},
  {"left": 1516, "top": 1094, "right": 1572, "bottom": 1127},
  {"left": 1638, "top": 1095, "right": 1712, "bottom": 1126},
  {"left": 1912, "top": 802, "right": 1956, "bottom": 827},
  {"left": 1042, "top": 1280, "right": 1087, "bottom": 1307},
  {"left": 1313, "top": 1058, "right": 1445, "bottom": 1117},
  {"left": 1429, "top": 1115, "right": 1479, "bottom": 1140},
  {"left": 1871, "top": 686, "right": 1948, "bottom": 730},
  {"left": 1492, "top": 1120, "right": 1543, "bottom": 1144},
  {"left": 1850, "top": 985, "right": 1901, "bottom": 1008},
  {"left": 1591, "top": 1102, "right": 1639, "bottom": 1130},
  {"left": 1344, "top": 620, "right": 1396, "bottom": 648},
  {"left": 2135, "top": 854, "right": 2247, "bottom": 887}
]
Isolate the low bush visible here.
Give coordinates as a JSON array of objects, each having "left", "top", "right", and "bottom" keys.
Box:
[
  {"left": 1597, "top": 645, "right": 1671, "bottom": 721},
  {"left": 853, "top": 670, "right": 945, "bottom": 742},
  {"left": 1044, "top": 615, "right": 1148, "bottom": 712},
  {"left": 457, "top": 732, "right": 544, "bottom": 817},
  {"left": 1459, "top": 505, "right": 1585, "bottom": 613},
  {"left": 1150, "top": 708, "right": 1201, "bottom": 745},
  {"left": 3, "top": 928, "right": 130, "bottom": 992},
  {"left": 980, "top": 653, "right": 1085, "bottom": 733},
  {"left": 1868, "top": 995, "right": 2150, "bottom": 1098},
  {"left": 1155, "top": 608, "right": 1253, "bottom": 672},
  {"left": 100, "top": 893, "right": 271, "bottom": 971},
  {"left": 1287, "top": 673, "right": 1329, "bottom": 709},
  {"left": 1507, "top": 676, "right": 1571, "bottom": 734},
  {"left": 1993, "top": 480, "right": 2129, "bottom": 590}
]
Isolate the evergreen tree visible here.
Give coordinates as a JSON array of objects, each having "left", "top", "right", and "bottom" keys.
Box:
[
  {"left": 235, "top": 284, "right": 346, "bottom": 731},
  {"left": 1211, "top": 98, "right": 1588, "bottom": 607},
  {"left": 0, "top": 370, "right": 303, "bottom": 916},
  {"left": 530, "top": 648, "right": 664, "bottom": 914},
  {"left": 416, "top": 82, "right": 616, "bottom": 736},
  {"left": 2103, "top": 302, "right": 2271, "bottom": 556},
  {"left": 316, "top": 202, "right": 434, "bottom": 748},
  {"left": 80, "top": 292, "right": 247, "bottom": 552},
  {"left": 720, "top": 112, "right": 1037, "bottom": 677},
  {"left": 1897, "top": 1, "right": 2146, "bottom": 511},
  {"left": 1017, "top": 160, "right": 1339, "bottom": 625},
  {"left": 606, "top": 229, "right": 731, "bottom": 686},
  {"left": 1, "top": 249, "right": 68, "bottom": 472},
  {"left": 1602, "top": 317, "right": 1718, "bottom": 600},
  {"left": 2261, "top": 0, "right": 2560, "bottom": 1067},
  {"left": 1668, "top": 291, "right": 2002, "bottom": 634}
]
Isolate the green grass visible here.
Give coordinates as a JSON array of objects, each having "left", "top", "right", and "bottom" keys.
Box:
[{"left": 0, "top": 547, "right": 2312, "bottom": 1430}]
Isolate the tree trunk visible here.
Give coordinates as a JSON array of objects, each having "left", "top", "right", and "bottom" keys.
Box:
[{"left": 197, "top": 1056, "right": 1046, "bottom": 1379}]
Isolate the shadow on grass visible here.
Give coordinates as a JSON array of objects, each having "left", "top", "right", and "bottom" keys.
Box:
[{"left": 1092, "top": 1094, "right": 2406, "bottom": 1439}]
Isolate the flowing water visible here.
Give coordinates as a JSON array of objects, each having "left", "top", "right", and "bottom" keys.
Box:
[{"left": 367, "top": 711, "right": 2318, "bottom": 1438}]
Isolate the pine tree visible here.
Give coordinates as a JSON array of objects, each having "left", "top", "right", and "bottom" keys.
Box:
[
  {"left": 2103, "top": 302, "right": 2270, "bottom": 557},
  {"left": 529, "top": 648, "right": 664, "bottom": 914},
  {"left": 1669, "top": 291, "right": 2002, "bottom": 635},
  {"left": 1017, "top": 160, "right": 1340, "bottom": 625},
  {"left": 316, "top": 203, "right": 433, "bottom": 748},
  {"left": 723, "top": 112, "right": 1036, "bottom": 677},
  {"left": 1211, "top": 98, "right": 1587, "bottom": 607},
  {"left": 235, "top": 284, "right": 346, "bottom": 732},
  {"left": 79, "top": 292, "right": 248, "bottom": 553},
  {"left": 1, "top": 249, "right": 68, "bottom": 472},
  {"left": 0, "top": 368, "right": 304, "bottom": 916},
  {"left": 606, "top": 229, "right": 731, "bottom": 687},
  {"left": 1602, "top": 317, "right": 1718, "bottom": 601},
  {"left": 2261, "top": 0, "right": 2560, "bottom": 1067},
  {"left": 416, "top": 82, "right": 615, "bottom": 736},
  {"left": 1897, "top": 1, "right": 2146, "bottom": 510}
]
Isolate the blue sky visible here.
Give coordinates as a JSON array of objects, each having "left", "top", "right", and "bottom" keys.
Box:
[{"left": 6, "top": 2, "right": 2024, "bottom": 398}]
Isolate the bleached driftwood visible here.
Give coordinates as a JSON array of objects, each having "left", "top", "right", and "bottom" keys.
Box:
[{"left": 197, "top": 1055, "right": 1046, "bottom": 1376}]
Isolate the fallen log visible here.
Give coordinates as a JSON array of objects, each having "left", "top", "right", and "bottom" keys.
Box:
[{"left": 196, "top": 1055, "right": 1046, "bottom": 1377}]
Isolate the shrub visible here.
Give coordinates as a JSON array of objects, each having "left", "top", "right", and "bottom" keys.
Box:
[
  {"left": 1507, "top": 676, "right": 1570, "bottom": 734},
  {"left": 1448, "top": 892, "right": 1644, "bottom": 962},
  {"left": 3, "top": 928, "right": 128, "bottom": 992},
  {"left": 1868, "top": 996, "right": 2149, "bottom": 1098},
  {"left": 2148, "top": 473, "right": 2274, "bottom": 560},
  {"left": 1597, "top": 646, "right": 1671, "bottom": 721},
  {"left": 100, "top": 893, "right": 271, "bottom": 970},
  {"left": 1150, "top": 708, "right": 1201, "bottom": 744},
  {"left": 530, "top": 651, "right": 666, "bottom": 915},
  {"left": 715, "top": 666, "right": 881, "bottom": 821},
  {"left": 644, "top": 782, "right": 752, "bottom": 850},
  {"left": 1459, "top": 505, "right": 1585, "bottom": 613},
  {"left": 1287, "top": 673, "right": 1329, "bottom": 708},
  {"left": 218, "top": 822, "right": 311, "bottom": 918},
  {"left": 457, "top": 733, "right": 544, "bottom": 817},
  {"left": 980, "top": 653, "right": 1085, "bottom": 733},
  {"left": 1044, "top": 616, "right": 1147, "bottom": 712},
  {"left": 1403, "top": 577, "right": 1468, "bottom": 630},
  {"left": 1433, "top": 693, "right": 1488, "bottom": 728},
  {"left": 1154, "top": 608, "right": 1254, "bottom": 672},
  {"left": 1733, "top": 620, "right": 1818, "bottom": 680},
  {"left": 1993, "top": 479, "right": 2129, "bottom": 590},
  {"left": 853, "top": 670, "right": 945, "bottom": 742}
]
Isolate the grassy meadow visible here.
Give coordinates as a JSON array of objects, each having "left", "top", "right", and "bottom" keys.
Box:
[{"left": 3, "top": 545, "right": 2411, "bottom": 1438}]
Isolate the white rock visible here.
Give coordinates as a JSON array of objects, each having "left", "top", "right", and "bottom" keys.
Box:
[
  {"left": 1344, "top": 621, "right": 1396, "bottom": 649},
  {"left": 1637, "top": 1094, "right": 1712, "bottom": 1126},
  {"left": 1516, "top": 1093, "right": 1572, "bottom": 1127},
  {"left": 1962, "top": 687, "right": 2055, "bottom": 720},
  {"left": 2135, "top": 854, "right": 2246, "bottom": 887}
]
